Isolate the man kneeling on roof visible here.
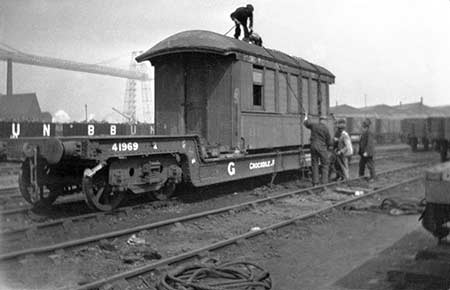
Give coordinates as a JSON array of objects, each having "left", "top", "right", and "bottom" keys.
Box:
[
  {"left": 230, "top": 4, "right": 254, "bottom": 41},
  {"left": 230, "top": 4, "right": 263, "bottom": 46}
]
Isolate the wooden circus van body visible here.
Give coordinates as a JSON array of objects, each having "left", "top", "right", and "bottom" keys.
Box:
[{"left": 136, "top": 30, "right": 335, "bottom": 151}]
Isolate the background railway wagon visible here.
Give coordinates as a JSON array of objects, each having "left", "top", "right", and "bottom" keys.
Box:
[
  {"left": 401, "top": 117, "right": 430, "bottom": 150},
  {"left": 375, "top": 118, "right": 402, "bottom": 144},
  {"left": 428, "top": 117, "right": 450, "bottom": 161}
]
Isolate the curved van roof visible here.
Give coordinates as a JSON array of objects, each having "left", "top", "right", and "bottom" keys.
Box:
[{"left": 136, "top": 30, "right": 334, "bottom": 78}]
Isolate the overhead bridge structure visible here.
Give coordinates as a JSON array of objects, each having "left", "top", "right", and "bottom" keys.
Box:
[{"left": 0, "top": 45, "right": 152, "bottom": 123}]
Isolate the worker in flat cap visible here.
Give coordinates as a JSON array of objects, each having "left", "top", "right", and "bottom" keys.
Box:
[
  {"left": 334, "top": 119, "right": 353, "bottom": 180},
  {"left": 303, "top": 114, "right": 332, "bottom": 186},
  {"left": 358, "top": 118, "right": 376, "bottom": 181},
  {"left": 230, "top": 4, "right": 254, "bottom": 41}
]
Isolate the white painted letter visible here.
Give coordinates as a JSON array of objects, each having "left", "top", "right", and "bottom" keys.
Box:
[
  {"left": 11, "top": 123, "right": 20, "bottom": 138},
  {"left": 110, "top": 125, "right": 116, "bottom": 135},
  {"left": 130, "top": 125, "right": 136, "bottom": 135},
  {"left": 227, "top": 162, "right": 236, "bottom": 176},
  {"left": 88, "top": 124, "right": 95, "bottom": 136},
  {"left": 43, "top": 124, "right": 51, "bottom": 136}
]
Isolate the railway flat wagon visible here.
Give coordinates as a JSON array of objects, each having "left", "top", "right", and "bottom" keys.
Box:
[{"left": 12, "top": 30, "right": 335, "bottom": 211}]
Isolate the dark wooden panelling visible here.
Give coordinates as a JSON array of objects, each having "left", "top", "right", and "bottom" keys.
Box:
[
  {"left": 310, "top": 79, "right": 319, "bottom": 115},
  {"left": 241, "top": 113, "right": 301, "bottom": 149},
  {"left": 240, "top": 62, "right": 253, "bottom": 111},
  {"left": 264, "top": 69, "right": 276, "bottom": 112},
  {"left": 288, "top": 74, "right": 299, "bottom": 113},
  {"left": 320, "top": 82, "right": 328, "bottom": 116},
  {"left": 301, "top": 77, "right": 309, "bottom": 115},
  {"left": 204, "top": 56, "right": 233, "bottom": 148},
  {"left": 154, "top": 55, "right": 185, "bottom": 135},
  {"left": 278, "top": 72, "right": 288, "bottom": 113}
]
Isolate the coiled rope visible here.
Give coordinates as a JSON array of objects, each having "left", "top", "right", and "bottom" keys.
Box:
[{"left": 157, "top": 260, "right": 272, "bottom": 290}]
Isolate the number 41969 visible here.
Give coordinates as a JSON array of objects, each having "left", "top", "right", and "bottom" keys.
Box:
[{"left": 112, "top": 142, "right": 139, "bottom": 152}]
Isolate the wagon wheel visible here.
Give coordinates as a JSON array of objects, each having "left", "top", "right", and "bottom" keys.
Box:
[
  {"left": 82, "top": 171, "right": 125, "bottom": 211},
  {"left": 153, "top": 182, "right": 177, "bottom": 201},
  {"left": 18, "top": 164, "right": 58, "bottom": 207}
]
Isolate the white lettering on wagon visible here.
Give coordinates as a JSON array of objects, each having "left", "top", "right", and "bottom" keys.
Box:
[
  {"left": 43, "top": 124, "right": 51, "bottom": 136},
  {"left": 249, "top": 159, "right": 275, "bottom": 170},
  {"left": 227, "top": 162, "right": 236, "bottom": 176},
  {"left": 88, "top": 124, "right": 95, "bottom": 136},
  {"left": 11, "top": 123, "right": 20, "bottom": 138},
  {"left": 4, "top": 122, "right": 155, "bottom": 137},
  {"left": 112, "top": 142, "right": 139, "bottom": 152}
]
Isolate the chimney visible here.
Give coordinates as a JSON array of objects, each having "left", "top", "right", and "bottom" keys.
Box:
[
  {"left": 420, "top": 97, "right": 423, "bottom": 104},
  {"left": 6, "top": 59, "right": 12, "bottom": 96}
]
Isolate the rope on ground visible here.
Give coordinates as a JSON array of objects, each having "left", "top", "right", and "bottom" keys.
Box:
[
  {"left": 380, "top": 198, "right": 425, "bottom": 215},
  {"left": 344, "top": 197, "right": 425, "bottom": 215},
  {"left": 157, "top": 260, "right": 272, "bottom": 290}
]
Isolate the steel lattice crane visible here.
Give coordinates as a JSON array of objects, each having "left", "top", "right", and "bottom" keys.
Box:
[{"left": 122, "top": 51, "right": 152, "bottom": 124}]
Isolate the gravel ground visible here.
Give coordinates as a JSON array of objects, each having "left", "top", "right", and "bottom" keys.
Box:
[{"left": 202, "top": 178, "right": 427, "bottom": 290}]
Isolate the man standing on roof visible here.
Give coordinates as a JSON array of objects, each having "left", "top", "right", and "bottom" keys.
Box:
[
  {"left": 303, "top": 114, "right": 332, "bottom": 186},
  {"left": 358, "top": 118, "right": 376, "bottom": 181},
  {"left": 230, "top": 4, "right": 254, "bottom": 41}
]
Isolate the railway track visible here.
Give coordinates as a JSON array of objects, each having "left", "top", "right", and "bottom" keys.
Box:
[
  {"left": 66, "top": 165, "right": 426, "bottom": 290},
  {"left": 0, "top": 146, "right": 419, "bottom": 218},
  {"left": 0, "top": 162, "right": 433, "bottom": 290},
  {"left": 0, "top": 163, "right": 20, "bottom": 176},
  {"left": 0, "top": 153, "right": 427, "bottom": 237}
]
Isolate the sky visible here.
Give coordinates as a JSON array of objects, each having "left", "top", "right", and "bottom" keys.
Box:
[{"left": 0, "top": 0, "right": 449, "bottom": 121}]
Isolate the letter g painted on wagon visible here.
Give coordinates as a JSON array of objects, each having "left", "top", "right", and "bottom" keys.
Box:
[{"left": 227, "top": 162, "right": 236, "bottom": 176}]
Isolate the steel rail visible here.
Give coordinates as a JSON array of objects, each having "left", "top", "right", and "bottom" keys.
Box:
[
  {"left": 0, "top": 163, "right": 424, "bottom": 261},
  {"left": 68, "top": 175, "right": 423, "bottom": 290}
]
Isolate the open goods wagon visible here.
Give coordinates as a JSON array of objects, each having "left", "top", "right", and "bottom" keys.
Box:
[{"left": 11, "top": 30, "right": 335, "bottom": 211}]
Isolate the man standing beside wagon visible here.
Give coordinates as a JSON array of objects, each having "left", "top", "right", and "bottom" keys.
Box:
[
  {"left": 303, "top": 114, "right": 332, "bottom": 186},
  {"left": 359, "top": 118, "right": 376, "bottom": 181}
]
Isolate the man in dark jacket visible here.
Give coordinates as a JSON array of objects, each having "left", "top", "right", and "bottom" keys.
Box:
[
  {"left": 303, "top": 114, "right": 332, "bottom": 186},
  {"left": 230, "top": 4, "right": 254, "bottom": 40},
  {"left": 358, "top": 118, "right": 376, "bottom": 181}
]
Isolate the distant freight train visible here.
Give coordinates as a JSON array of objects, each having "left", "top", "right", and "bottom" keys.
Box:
[
  {"left": 3, "top": 30, "right": 335, "bottom": 211},
  {"left": 333, "top": 115, "right": 450, "bottom": 160}
]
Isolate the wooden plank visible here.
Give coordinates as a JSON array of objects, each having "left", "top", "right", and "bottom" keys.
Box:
[
  {"left": 264, "top": 69, "right": 276, "bottom": 112},
  {"left": 278, "top": 72, "right": 288, "bottom": 113}
]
